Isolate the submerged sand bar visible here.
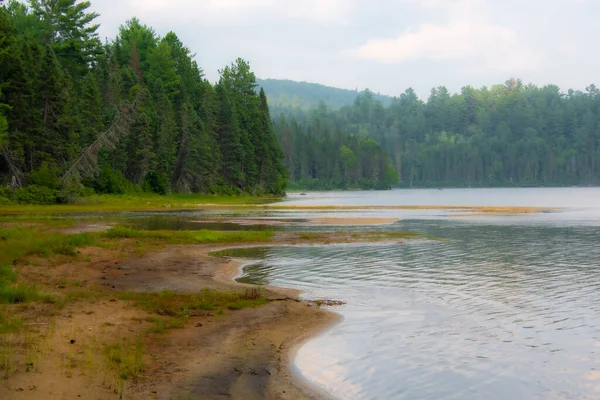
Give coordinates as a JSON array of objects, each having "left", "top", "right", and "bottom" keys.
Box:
[
  {"left": 193, "top": 204, "right": 560, "bottom": 214},
  {"left": 266, "top": 205, "right": 559, "bottom": 214}
]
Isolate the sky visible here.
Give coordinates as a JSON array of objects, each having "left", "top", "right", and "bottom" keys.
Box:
[{"left": 90, "top": 0, "right": 599, "bottom": 98}]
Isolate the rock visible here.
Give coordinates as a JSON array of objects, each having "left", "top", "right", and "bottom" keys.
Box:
[{"left": 195, "top": 323, "right": 203, "bottom": 327}]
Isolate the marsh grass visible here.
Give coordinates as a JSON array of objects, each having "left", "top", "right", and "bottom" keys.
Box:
[
  {"left": 103, "top": 226, "right": 273, "bottom": 243},
  {"left": 0, "top": 228, "right": 96, "bottom": 304},
  {"left": 120, "top": 288, "right": 267, "bottom": 320},
  {"left": 0, "top": 337, "right": 14, "bottom": 379},
  {"left": 0, "top": 311, "right": 23, "bottom": 334},
  {"left": 0, "top": 193, "right": 281, "bottom": 215},
  {"left": 104, "top": 338, "right": 145, "bottom": 399}
]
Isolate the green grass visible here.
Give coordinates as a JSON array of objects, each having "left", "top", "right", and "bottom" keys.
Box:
[
  {"left": 103, "top": 226, "right": 274, "bottom": 243},
  {"left": 0, "top": 193, "right": 282, "bottom": 215},
  {"left": 0, "top": 311, "right": 23, "bottom": 334},
  {"left": 104, "top": 338, "right": 145, "bottom": 398},
  {"left": 0, "top": 227, "right": 98, "bottom": 304},
  {"left": 146, "top": 317, "right": 187, "bottom": 334},
  {"left": 119, "top": 288, "right": 267, "bottom": 319},
  {"left": 0, "top": 227, "right": 96, "bottom": 266},
  {"left": 0, "top": 223, "right": 274, "bottom": 305}
]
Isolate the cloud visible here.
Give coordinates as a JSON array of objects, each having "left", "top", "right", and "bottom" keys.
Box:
[
  {"left": 346, "top": 0, "right": 539, "bottom": 73},
  {"left": 120, "top": 0, "right": 352, "bottom": 25}
]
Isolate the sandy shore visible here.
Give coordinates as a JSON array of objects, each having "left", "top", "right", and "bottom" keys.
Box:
[
  {"left": 118, "top": 246, "right": 341, "bottom": 400},
  {"left": 0, "top": 241, "right": 341, "bottom": 400}
]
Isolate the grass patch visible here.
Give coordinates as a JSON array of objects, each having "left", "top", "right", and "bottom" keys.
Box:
[
  {"left": 0, "top": 284, "right": 55, "bottom": 305},
  {"left": 0, "top": 227, "right": 96, "bottom": 265},
  {"left": 120, "top": 288, "right": 267, "bottom": 319},
  {"left": 0, "top": 193, "right": 282, "bottom": 215},
  {"left": 0, "top": 227, "right": 97, "bottom": 305},
  {"left": 103, "top": 226, "right": 273, "bottom": 243},
  {"left": 104, "top": 338, "right": 145, "bottom": 398},
  {"left": 0, "top": 311, "right": 23, "bottom": 334},
  {"left": 146, "top": 317, "right": 187, "bottom": 334}
]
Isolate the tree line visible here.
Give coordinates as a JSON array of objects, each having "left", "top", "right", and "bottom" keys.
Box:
[
  {"left": 272, "top": 79, "right": 600, "bottom": 188},
  {"left": 0, "top": 0, "right": 286, "bottom": 204}
]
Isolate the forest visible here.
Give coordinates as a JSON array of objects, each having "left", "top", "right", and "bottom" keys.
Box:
[
  {"left": 272, "top": 80, "right": 600, "bottom": 188},
  {"left": 0, "top": 0, "right": 286, "bottom": 205},
  {"left": 2, "top": 1, "right": 600, "bottom": 199}
]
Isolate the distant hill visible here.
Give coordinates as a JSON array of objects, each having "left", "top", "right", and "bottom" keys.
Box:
[{"left": 257, "top": 78, "right": 394, "bottom": 113}]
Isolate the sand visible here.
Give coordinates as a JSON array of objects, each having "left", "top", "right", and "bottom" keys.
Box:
[{"left": 0, "top": 242, "right": 340, "bottom": 400}]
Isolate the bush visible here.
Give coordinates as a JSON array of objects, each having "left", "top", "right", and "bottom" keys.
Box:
[
  {"left": 0, "top": 186, "right": 11, "bottom": 204},
  {"left": 14, "top": 185, "right": 58, "bottom": 205},
  {"left": 95, "top": 166, "right": 129, "bottom": 194},
  {"left": 144, "top": 171, "right": 169, "bottom": 195},
  {"left": 26, "top": 161, "right": 61, "bottom": 189}
]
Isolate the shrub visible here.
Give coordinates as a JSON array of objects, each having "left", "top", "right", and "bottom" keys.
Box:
[
  {"left": 26, "top": 161, "right": 61, "bottom": 189},
  {"left": 0, "top": 186, "right": 11, "bottom": 204},
  {"left": 95, "top": 166, "right": 129, "bottom": 194},
  {"left": 144, "top": 171, "right": 170, "bottom": 195},
  {"left": 14, "top": 185, "right": 57, "bottom": 205}
]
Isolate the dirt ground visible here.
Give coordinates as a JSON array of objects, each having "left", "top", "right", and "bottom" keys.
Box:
[{"left": 0, "top": 241, "right": 340, "bottom": 400}]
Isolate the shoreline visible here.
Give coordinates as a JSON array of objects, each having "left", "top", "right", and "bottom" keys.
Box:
[
  {"left": 1, "top": 220, "right": 420, "bottom": 400},
  {"left": 212, "top": 246, "right": 342, "bottom": 399},
  {"left": 0, "top": 235, "right": 347, "bottom": 400},
  {"left": 108, "top": 242, "right": 344, "bottom": 400}
]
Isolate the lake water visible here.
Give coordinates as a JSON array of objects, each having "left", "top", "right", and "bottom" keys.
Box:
[{"left": 234, "top": 188, "right": 600, "bottom": 399}]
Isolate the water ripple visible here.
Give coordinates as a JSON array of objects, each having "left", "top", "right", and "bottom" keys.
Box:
[{"left": 241, "top": 220, "right": 600, "bottom": 400}]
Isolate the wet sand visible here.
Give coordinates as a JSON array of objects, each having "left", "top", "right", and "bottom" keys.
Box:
[{"left": 116, "top": 245, "right": 341, "bottom": 400}]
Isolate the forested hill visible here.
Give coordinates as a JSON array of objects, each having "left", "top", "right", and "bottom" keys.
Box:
[
  {"left": 257, "top": 78, "right": 394, "bottom": 114},
  {"left": 273, "top": 81, "right": 600, "bottom": 189},
  {"left": 0, "top": 0, "right": 286, "bottom": 205}
]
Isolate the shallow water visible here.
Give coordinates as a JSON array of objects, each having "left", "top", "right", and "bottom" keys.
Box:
[{"left": 232, "top": 188, "right": 600, "bottom": 400}]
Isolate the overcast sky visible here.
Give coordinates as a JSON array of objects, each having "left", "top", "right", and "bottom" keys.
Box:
[{"left": 90, "top": 0, "right": 598, "bottom": 98}]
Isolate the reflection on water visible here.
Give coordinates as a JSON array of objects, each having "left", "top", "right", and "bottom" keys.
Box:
[{"left": 238, "top": 219, "right": 600, "bottom": 399}]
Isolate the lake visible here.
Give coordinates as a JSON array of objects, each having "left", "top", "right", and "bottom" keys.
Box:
[{"left": 234, "top": 188, "right": 600, "bottom": 399}]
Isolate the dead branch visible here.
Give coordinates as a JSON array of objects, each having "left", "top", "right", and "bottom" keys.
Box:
[{"left": 61, "top": 91, "right": 144, "bottom": 187}]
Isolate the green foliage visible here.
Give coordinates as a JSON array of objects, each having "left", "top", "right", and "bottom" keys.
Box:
[
  {"left": 143, "top": 171, "right": 169, "bottom": 195},
  {"left": 14, "top": 185, "right": 57, "bottom": 204},
  {"left": 0, "top": 2, "right": 287, "bottom": 201},
  {"left": 274, "top": 80, "right": 600, "bottom": 188},
  {"left": 94, "top": 166, "right": 130, "bottom": 194},
  {"left": 26, "top": 161, "right": 61, "bottom": 189}
]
